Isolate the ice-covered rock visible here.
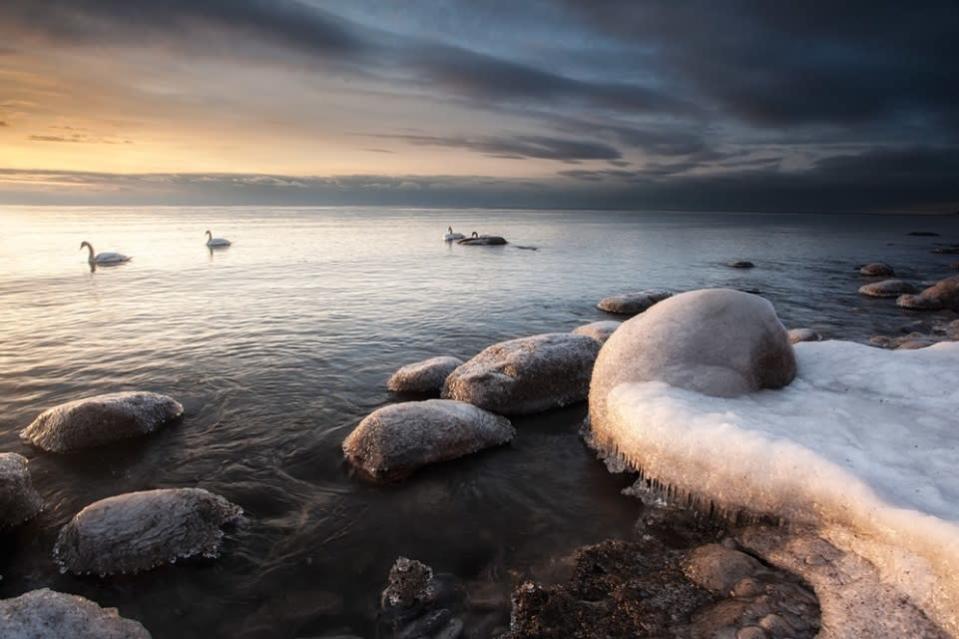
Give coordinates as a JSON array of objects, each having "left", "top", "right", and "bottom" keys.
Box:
[
  {"left": 0, "top": 588, "right": 151, "bottom": 638},
  {"left": 54, "top": 488, "right": 242, "bottom": 575},
  {"left": 897, "top": 275, "right": 959, "bottom": 311},
  {"left": 571, "top": 320, "right": 621, "bottom": 344},
  {"left": 0, "top": 453, "right": 43, "bottom": 528},
  {"left": 443, "top": 333, "right": 600, "bottom": 415},
  {"left": 787, "top": 328, "right": 822, "bottom": 344},
  {"left": 858, "top": 279, "right": 917, "bottom": 298},
  {"left": 859, "top": 262, "right": 895, "bottom": 276},
  {"left": 21, "top": 391, "right": 183, "bottom": 452},
  {"left": 387, "top": 356, "right": 464, "bottom": 394},
  {"left": 457, "top": 235, "right": 507, "bottom": 246},
  {"left": 342, "top": 400, "right": 515, "bottom": 479},
  {"left": 596, "top": 289, "right": 673, "bottom": 315}
]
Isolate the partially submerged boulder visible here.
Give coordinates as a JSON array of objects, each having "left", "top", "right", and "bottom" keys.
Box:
[
  {"left": 54, "top": 488, "right": 242, "bottom": 575},
  {"left": 858, "top": 279, "right": 917, "bottom": 298},
  {"left": 457, "top": 235, "right": 507, "bottom": 246},
  {"left": 342, "top": 400, "right": 515, "bottom": 480},
  {"left": 0, "top": 453, "right": 43, "bottom": 528},
  {"left": 21, "top": 391, "right": 183, "bottom": 452},
  {"left": 443, "top": 333, "right": 600, "bottom": 415},
  {"left": 596, "top": 289, "right": 673, "bottom": 315},
  {"left": 787, "top": 328, "right": 822, "bottom": 344},
  {"left": 571, "top": 320, "right": 621, "bottom": 345},
  {"left": 897, "top": 275, "right": 959, "bottom": 311},
  {"left": 0, "top": 588, "right": 151, "bottom": 638},
  {"left": 387, "top": 356, "right": 464, "bottom": 394},
  {"left": 859, "top": 262, "right": 895, "bottom": 276},
  {"left": 727, "top": 260, "right": 755, "bottom": 269}
]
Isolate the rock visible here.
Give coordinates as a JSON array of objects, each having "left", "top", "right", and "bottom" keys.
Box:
[
  {"left": 0, "top": 453, "right": 43, "bottom": 528},
  {"left": 54, "top": 488, "right": 242, "bottom": 576},
  {"left": 858, "top": 279, "right": 917, "bottom": 298},
  {"left": 858, "top": 262, "right": 895, "bottom": 276},
  {"left": 728, "top": 260, "right": 755, "bottom": 269},
  {"left": 787, "top": 328, "right": 821, "bottom": 344},
  {"left": 931, "top": 245, "right": 959, "bottom": 255},
  {"left": 897, "top": 275, "right": 959, "bottom": 311},
  {"left": 596, "top": 288, "right": 673, "bottom": 315},
  {"left": 21, "top": 391, "right": 183, "bottom": 452},
  {"left": 397, "top": 609, "right": 452, "bottom": 639},
  {"left": 342, "top": 400, "right": 514, "bottom": 480},
  {"left": 682, "top": 544, "right": 762, "bottom": 594},
  {"left": 381, "top": 557, "right": 437, "bottom": 611},
  {"left": 457, "top": 235, "right": 507, "bottom": 246},
  {"left": 433, "top": 617, "right": 464, "bottom": 639},
  {"left": 869, "top": 333, "right": 939, "bottom": 350},
  {"left": 0, "top": 588, "right": 151, "bottom": 638},
  {"left": 387, "top": 356, "right": 464, "bottom": 394},
  {"left": 907, "top": 231, "right": 939, "bottom": 237},
  {"left": 571, "top": 320, "right": 621, "bottom": 344},
  {"left": 442, "top": 333, "right": 600, "bottom": 415}
]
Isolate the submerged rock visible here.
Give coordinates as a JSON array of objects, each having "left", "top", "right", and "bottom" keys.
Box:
[
  {"left": 442, "top": 333, "right": 600, "bottom": 415},
  {"left": 858, "top": 278, "right": 917, "bottom": 298},
  {"left": 457, "top": 235, "right": 507, "bottom": 246},
  {"left": 908, "top": 231, "right": 940, "bottom": 237},
  {"left": 596, "top": 288, "right": 673, "bottom": 315},
  {"left": 0, "top": 588, "right": 151, "bottom": 638},
  {"left": 54, "top": 488, "right": 242, "bottom": 575},
  {"left": 787, "top": 328, "right": 822, "bottom": 344},
  {"left": 571, "top": 320, "right": 622, "bottom": 344},
  {"left": 896, "top": 275, "right": 959, "bottom": 311},
  {"left": 858, "top": 262, "right": 895, "bottom": 276},
  {"left": 21, "top": 391, "right": 183, "bottom": 452},
  {"left": 387, "top": 356, "right": 464, "bottom": 394},
  {"left": 727, "top": 260, "right": 755, "bottom": 269},
  {"left": 342, "top": 400, "right": 515, "bottom": 479},
  {"left": 0, "top": 453, "right": 43, "bottom": 528}
]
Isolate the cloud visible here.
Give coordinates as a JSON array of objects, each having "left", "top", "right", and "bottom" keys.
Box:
[
  {"left": 29, "top": 132, "right": 131, "bottom": 144},
  {"left": 380, "top": 133, "right": 623, "bottom": 163}
]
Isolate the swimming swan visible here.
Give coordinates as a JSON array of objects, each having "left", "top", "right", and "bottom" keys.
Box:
[
  {"left": 205, "top": 230, "right": 232, "bottom": 247},
  {"left": 80, "top": 241, "right": 131, "bottom": 265},
  {"left": 444, "top": 226, "right": 465, "bottom": 241}
]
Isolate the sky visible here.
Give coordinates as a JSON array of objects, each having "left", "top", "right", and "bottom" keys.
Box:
[{"left": 0, "top": 1, "right": 957, "bottom": 212}]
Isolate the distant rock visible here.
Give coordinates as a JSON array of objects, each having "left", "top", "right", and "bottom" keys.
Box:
[
  {"left": 858, "top": 279, "right": 917, "bottom": 298},
  {"left": 457, "top": 235, "right": 507, "bottom": 246},
  {"left": 787, "top": 328, "right": 822, "bottom": 344},
  {"left": 387, "top": 356, "right": 464, "bottom": 394},
  {"left": 0, "top": 588, "right": 151, "bottom": 638},
  {"left": 596, "top": 288, "right": 673, "bottom": 315},
  {"left": 908, "top": 231, "right": 940, "bottom": 237},
  {"left": 571, "top": 320, "right": 621, "bottom": 344},
  {"left": 54, "top": 488, "right": 242, "bottom": 576},
  {"left": 21, "top": 391, "right": 183, "bottom": 452},
  {"left": 859, "top": 262, "right": 895, "bottom": 277},
  {"left": 342, "top": 400, "right": 514, "bottom": 480},
  {"left": 0, "top": 453, "right": 43, "bottom": 528},
  {"left": 897, "top": 275, "right": 959, "bottom": 311},
  {"left": 443, "top": 333, "right": 600, "bottom": 415},
  {"left": 727, "top": 260, "right": 755, "bottom": 269},
  {"left": 932, "top": 245, "right": 959, "bottom": 255}
]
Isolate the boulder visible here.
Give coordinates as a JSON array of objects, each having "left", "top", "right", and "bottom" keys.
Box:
[
  {"left": 858, "top": 279, "right": 917, "bottom": 298},
  {"left": 387, "top": 356, "right": 464, "bottom": 394},
  {"left": 908, "top": 231, "right": 940, "bottom": 237},
  {"left": 342, "top": 400, "right": 515, "bottom": 479},
  {"left": 457, "top": 235, "right": 507, "bottom": 246},
  {"left": 859, "top": 262, "right": 895, "bottom": 276},
  {"left": 443, "top": 333, "right": 600, "bottom": 415},
  {"left": 596, "top": 289, "right": 673, "bottom": 315},
  {"left": 682, "top": 544, "right": 762, "bottom": 594},
  {"left": 21, "top": 391, "right": 183, "bottom": 452},
  {"left": 54, "top": 488, "right": 242, "bottom": 575},
  {"left": 897, "top": 275, "right": 959, "bottom": 311},
  {"left": 571, "top": 320, "right": 622, "bottom": 345},
  {"left": 787, "top": 328, "right": 822, "bottom": 344},
  {"left": 0, "top": 588, "right": 151, "bottom": 638},
  {"left": 0, "top": 453, "right": 43, "bottom": 529},
  {"left": 727, "top": 260, "right": 755, "bottom": 269},
  {"left": 931, "top": 245, "right": 959, "bottom": 255}
]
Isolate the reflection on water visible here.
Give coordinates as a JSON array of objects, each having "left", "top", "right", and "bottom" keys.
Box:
[{"left": 0, "top": 206, "right": 957, "bottom": 637}]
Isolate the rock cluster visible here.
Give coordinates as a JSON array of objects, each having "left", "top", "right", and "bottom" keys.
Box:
[{"left": 897, "top": 275, "right": 959, "bottom": 311}]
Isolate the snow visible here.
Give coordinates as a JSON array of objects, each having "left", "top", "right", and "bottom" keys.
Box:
[{"left": 594, "top": 340, "right": 959, "bottom": 635}]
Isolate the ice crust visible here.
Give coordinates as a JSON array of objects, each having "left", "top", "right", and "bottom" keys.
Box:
[
  {"left": 0, "top": 453, "right": 43, "bottom": 528},
  {"left": 0, "top": 588, "right": 151, "bottom": 638}
]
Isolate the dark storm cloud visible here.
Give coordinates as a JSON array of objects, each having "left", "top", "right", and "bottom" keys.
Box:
[{"left": 380, "top": 133, "right": 623, "bottom": 163}]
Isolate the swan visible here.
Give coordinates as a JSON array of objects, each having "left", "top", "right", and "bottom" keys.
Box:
[
  {"left": 205, "top": 230, "right": 232, "bottom": 247},
  {"left": 443, "top": 226, "right": 465, "bottom": 241},
  {"left": 80, "top": 241, "right": 131, "bottom": 266}
]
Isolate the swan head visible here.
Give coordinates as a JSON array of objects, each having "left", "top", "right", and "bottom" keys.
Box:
[
  {"left": 205, "top": 230, "right": 212, "bottom": 239},
  {"left": 448, "top": 226, "right": 453, "bottom": 234},
  {"left": 471, "top": 231, "right": 478, "bottom": 238}
]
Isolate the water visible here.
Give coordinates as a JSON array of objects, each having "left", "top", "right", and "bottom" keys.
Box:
[{"left": 0, "top": 206, "right": 957, "bottom": 637}]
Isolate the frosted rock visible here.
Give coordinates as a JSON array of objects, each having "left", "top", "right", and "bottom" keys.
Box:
[
  {"left": 858, "top": 279, "right": 917, "bottom": 298},
  {"left": 859, "top": 262, "right": 895, "bottom": 276},
  {"left": 787, "top": 328, "right": 821, "bottom": 344},
  {"left": 443, "top": 333, "right": 600, "bottom": 415},
  {"left": 682, "top": 544, "right": 762, "bottom": 594},
  {"left": 21, "top": 391, "right": 183, "bottom": 452},
  {"left": 897, "top": 275, "right": 959, "bottom": 311},
  {"left": 343, "top": 400, "right": 515, "bottom": 479},
  {"left": 0, "top": 588, "right": 151, "bottom": 638},
  {"left": 571, "top": 320, "right": 622, "bottom": 344},
  {"left": 0, "top": 453, "right": 43, "bottom": 528},
  {"left": 457, "top": 235, "right": 507, "bottom": 245},
  {"left": 381, "top": 557, "right": 437, "bottom": 609},
  {"left": 54, "top": 488, "right": 242, "bottom": 575},
  {"left": 596, "top": 289, "right": 673, "bottom": 315},
  {"left": 387, "top": 356, "right": 464, "bottom": 394}
]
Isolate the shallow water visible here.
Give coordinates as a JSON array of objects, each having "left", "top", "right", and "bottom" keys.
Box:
[{"left": 0, "top": 206, "right": 957, "bottom": 637}]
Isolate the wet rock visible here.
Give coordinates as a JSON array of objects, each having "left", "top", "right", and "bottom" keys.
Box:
[
  {"left": 381, "top": 557, "right": 439, "bottom": 611},
  {"left": 0, "top": 588, "right": 151, "bottom": 638},
  {"left": 342, "top": 400, "right": 514, "bottom": 479},
  {"left": 0, "top": 453, "right": 43, "bottom": 528},
  {"left": 858, "top": 279, "right": 917, "bottom": 298},
  {"left": 397, "top": 608, "right": 452, "bottom": 638},
  {"left": 682, "top": 544, "right": 762, "bottom": 594},
  {"left": 388, "top": 356, "right": 464, "bottom": 394},
  {"left": 787, "top": 328, "right": 821, "bottom": 344},
  {"left": 728, "top": 261, "right": 755, "bottom": 269},
  {"left": 907, "top": 231, "right": 939, "bottom": 237},
  {"left": 858, "top": 262, "right": 895, "bottom": 276},
  {"left": 897, "top": 275, "right": 959, "bottom": 311},
  {"left": 54, "top": 488, "right": 242, "bottom": 576},
  {"left": 21, "top": 391, "right": 183, "bottom": 452},
  {"left": 433, "top": 617, "right": 464, "bottom": 639},
  {"left": 457, "top": 235, "right": 507, "bottom": 246},
  {"left": 596, "top": 288, "right": 673, "bottom": 315},
  {"left": 571, "top": 320, "right": 621, "bottom": 345},
  {"left": 442, "top": 333, "right": 600, "bottom": 415}
]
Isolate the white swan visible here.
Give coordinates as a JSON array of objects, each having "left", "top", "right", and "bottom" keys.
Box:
[
  {"left": 205, "top": 230, "right": 232, "bottom": 247},
  {"left": 80, "top": 241, "right": 131, "bottom": 266},
  {"left": 444, "top": 226, "right": 465, "bottom": 242}
]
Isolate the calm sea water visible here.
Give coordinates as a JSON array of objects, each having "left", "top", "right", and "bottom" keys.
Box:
[{"left": 1, "top": 206, "right": 957, "bottom": 637}]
